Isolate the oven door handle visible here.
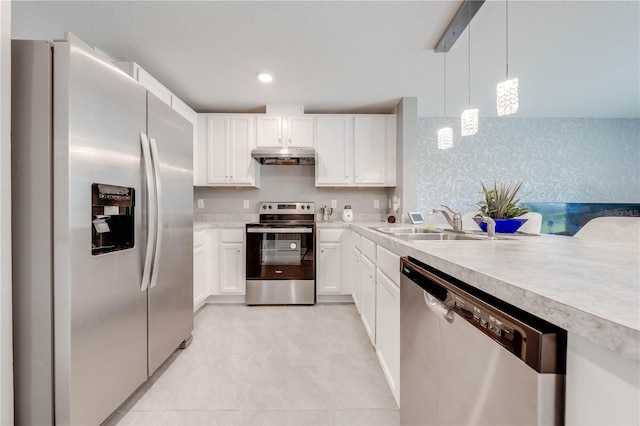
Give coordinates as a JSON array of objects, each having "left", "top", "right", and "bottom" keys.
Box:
[{"left": 247, "top": 227, "right": 313, "bottom": 234}]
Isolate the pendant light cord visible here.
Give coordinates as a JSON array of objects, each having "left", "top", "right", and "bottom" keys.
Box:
[
  {"left": 506, "top": 0, "right": 509, "bottom": 79},
  {"left": 443, "top": 47, "right": 447, "bottom": 117},
  {"left": 467, "top": 0, "right": 471, "bottom": 106}
]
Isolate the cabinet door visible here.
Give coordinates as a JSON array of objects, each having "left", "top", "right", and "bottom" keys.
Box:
[
  {"left": 354, "top": 115, "right": 387, "bottom": 185},
  {"left": 193, "top": 230, "right": 209, "bottom": 311},
  {"left": 286, "top": 116, "right": 314, "bottom": 148},
  {"left": 352, "top": 247, "right": 362, "bottom": 313},
  {"left": 220, "top": 242, "right": 244, "bottom": 294},
  {"left": 315, "top": 116, "right": 352, "bottom": 185},
  {"left": 256, "top": 115, "right": 283, "bottom": 147},
  {"left": 206, "top": 116, "right": 230, "bottom": 184},
  {"left": 376, "top": 269, "right": 400, "bottom": 407},
  {"left": 360, "top": 255, "right": 376, "bottom": 346},
  {"left": 317, "top": 242, "right": 342, "bottom": 294},
  {"left": 228, "top": 115, "right": 256, "bottom": 184}
]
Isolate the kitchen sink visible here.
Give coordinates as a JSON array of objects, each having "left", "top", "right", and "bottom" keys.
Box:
[
  {"left": 370, "top": 227, "right": 441, "bottom": 234},
  {"left": 393, "top": 233, "right": 482, "bottom": 241}
]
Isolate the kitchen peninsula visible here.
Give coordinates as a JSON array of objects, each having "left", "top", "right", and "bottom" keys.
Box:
[{"left": 317, "top": 220, "right": 640, "bottom": 424}]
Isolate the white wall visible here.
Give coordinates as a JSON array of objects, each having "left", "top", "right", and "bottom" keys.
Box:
[{"left": 0, "top": 1, "right": 12, "bottom": 424}]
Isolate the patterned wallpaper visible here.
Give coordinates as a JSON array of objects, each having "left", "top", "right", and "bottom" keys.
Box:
[{"left": 417, "top": 117, "right": 640, "bottom": 214}]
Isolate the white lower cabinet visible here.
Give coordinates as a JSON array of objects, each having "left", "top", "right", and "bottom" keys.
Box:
[
  {"left": 317, "top": 228, "right": 345, "bottom": 294},
  {"left": 360, "top": 254, "right": 376, "bottom": 346},
  {"left": 317, "top": 242, "right": 342, "bottom": 293},
  {"left": 208, "top": 228, "right": 245, "bottom": 297},
  {"left": 217, "top": 229, "right": 245, "bottom": 294},
  {"left": 376, "top": 269, "right": 400, "bottom": 407},
  {"left": 193, "top": 229, "right": 210, "bottom": 311}
]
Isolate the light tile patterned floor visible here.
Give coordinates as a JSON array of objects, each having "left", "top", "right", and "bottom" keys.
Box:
[{"left": 105, "top": 304, "right": 399, "bottom": 425}]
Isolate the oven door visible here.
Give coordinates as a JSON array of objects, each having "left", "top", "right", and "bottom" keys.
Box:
[{"left": 246, "top": 226, "right": 314, "bottom": 280}]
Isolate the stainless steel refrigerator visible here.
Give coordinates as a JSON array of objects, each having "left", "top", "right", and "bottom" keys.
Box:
[{"left": 11, "top": 34, "right": 194, "bottom": 425}]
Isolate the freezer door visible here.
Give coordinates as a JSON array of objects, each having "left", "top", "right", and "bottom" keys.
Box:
[
  {"left": 52, "top": 35, "right": 149, "bottom": 425},
  {"left": 146, "top": 94, "right": 194, "bottom": 375}
]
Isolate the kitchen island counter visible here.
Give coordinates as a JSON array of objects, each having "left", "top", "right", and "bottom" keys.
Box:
[{"left": 350, "top": 223, "right": 640, "bottom": 362}]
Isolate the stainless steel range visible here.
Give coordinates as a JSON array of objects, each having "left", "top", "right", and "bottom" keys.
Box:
[{"left": 246, "top": 202, "right": 315, "bottom": 305}]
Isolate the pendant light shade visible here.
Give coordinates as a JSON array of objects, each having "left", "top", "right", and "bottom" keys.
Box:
[
  {"left": 461, "top": 108, "right": 479, "bottom": 136},
  {"left": 496, "top": 78, "right": 519, "bottom": 116},
  {"left": 437, "top": 127, "right": 453, "bottom": 149},
  {"left": 497, "top": 0, "right": 519, "bottom": 116}
]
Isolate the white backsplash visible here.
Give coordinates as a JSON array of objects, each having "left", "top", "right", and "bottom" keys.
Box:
[{"left": 194, "top": 165, "right": 393, "bottom": 218}]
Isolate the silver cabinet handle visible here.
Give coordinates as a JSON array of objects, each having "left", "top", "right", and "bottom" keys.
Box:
[
  {"left": 149, "top": 137, "right": 164, "bottom": 289},
  {"left": 140, "top": 132, "right": 155, "bottom": 292},
  {"left": 424, "top": 290, "right": 454, "bottom": 323}
]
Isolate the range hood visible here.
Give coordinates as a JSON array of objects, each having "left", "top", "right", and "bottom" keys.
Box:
[{"left": 251, "top": 147, "right": 316, "bottom": 165}]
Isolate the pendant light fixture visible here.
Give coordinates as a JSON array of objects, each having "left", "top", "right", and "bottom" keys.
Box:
[
  {"left": 496, "top": 0, "right": 519, "bottom": 116},
  {"left": 461, "top": 0, "right": 479, "bottom": 136},
  {"left": 437, "top": 47, "right": 453, "bottom": 149}
]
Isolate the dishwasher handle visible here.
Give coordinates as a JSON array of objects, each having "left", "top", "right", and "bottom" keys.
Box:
[{"left": 424, "top": 290, "right": 454, "bottom": 323}]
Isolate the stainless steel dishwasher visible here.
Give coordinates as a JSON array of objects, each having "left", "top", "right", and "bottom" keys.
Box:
[{"left": 400, "top": 257, "right": 566, "bottom": 425}]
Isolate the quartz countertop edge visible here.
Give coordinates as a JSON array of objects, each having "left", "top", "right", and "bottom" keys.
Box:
[{"left": 349, "top": 223, "right": 640, "bottom": 362}]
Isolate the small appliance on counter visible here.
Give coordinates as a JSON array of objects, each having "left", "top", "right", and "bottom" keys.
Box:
[
  {"left": 321, "top": 205, "right": 333, "bottom": 221},
  {"left": 342, "top": 205, "right": 353, "bottom": 222}
]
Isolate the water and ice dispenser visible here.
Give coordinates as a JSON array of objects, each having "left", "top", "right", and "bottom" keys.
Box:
[{"left": 91, "top": 183, "right": 134, "bottom": 255}]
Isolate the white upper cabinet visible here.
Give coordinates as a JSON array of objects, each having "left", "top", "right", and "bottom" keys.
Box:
[
  {"left": 199, "top": 114, "right": 260, "bottom": 187},
  {"left": 315, "top": 115, "right": 353, "bottom": 186},
  {"left": 354, "top": 115, "right": 396, "bottom": 186},
  {"left": 315, "top": 114, "right": 396, "bottom": 187},
  {"left": 256, "top": 115, "right": 314, "bottom": 148}
]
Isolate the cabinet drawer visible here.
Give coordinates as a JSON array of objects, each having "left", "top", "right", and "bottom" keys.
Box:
[
  {"left": 194, "top": 229, "right": 208, "bottom": 247},
  {"left": 361, "top": 236, "right": 376, "bottom": 262},
  {"left": 377, "top": 245, "right": 400, "bottom": 286},
  {"left": 220, "top": 228, "right": 244, "bottom": 243},
  {"left": 318, "top": 228, "right": 345, "bottom": 243}
]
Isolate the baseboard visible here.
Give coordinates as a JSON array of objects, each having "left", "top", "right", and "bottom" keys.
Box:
[{"left": 316, "top": 294, "right": 355, "bottom": 304}]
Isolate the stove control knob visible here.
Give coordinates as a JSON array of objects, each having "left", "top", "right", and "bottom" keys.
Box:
[
  {"left": 307, "top": 205, "right": 311, "bottom": 210},
  {"left": 268, "top": 205, "right": 272, "bottom": 209},
  {"left": 300, "top": 205, "right": 305, "bottom": 210},
  {"left": 262, "top": 205, "right": 267, "bottom": 210}
]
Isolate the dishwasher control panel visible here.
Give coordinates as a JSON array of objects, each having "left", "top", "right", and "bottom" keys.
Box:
[{"left": 452, "top": 295, "right": 522, "bottom": 356}]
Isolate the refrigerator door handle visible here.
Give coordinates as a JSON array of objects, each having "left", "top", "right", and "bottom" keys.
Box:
[
  {"left": 140, "top": 132, "right": 156, "bottom": 292},
  {"left": 148, "top": 137, "right": 164, "bottom": 289}
]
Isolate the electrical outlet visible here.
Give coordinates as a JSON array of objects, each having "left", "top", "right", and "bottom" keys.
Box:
[
  {"left": 197, "top": 199, "right": 204, "bottom": 209},
  {"left": 331, "top": 199, "right": 337, "bottom": 208},
  {"left": 374, "top": 199, "right": 380, "bottom": 209},
  {"left": 243, "top": 200, "right": 250, "bottom": 209}
]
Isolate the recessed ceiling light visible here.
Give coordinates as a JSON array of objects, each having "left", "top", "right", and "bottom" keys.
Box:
[{"left": 258, "top": 73, "right": 273, "bottom": 83}]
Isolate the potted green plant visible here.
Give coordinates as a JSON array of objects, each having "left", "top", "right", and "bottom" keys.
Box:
[{"left": 473, "top": 180, "right": 529, "bottom": 233}]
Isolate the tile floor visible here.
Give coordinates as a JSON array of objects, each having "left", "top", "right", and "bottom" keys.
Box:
[{"left": 105, "top": 304, "right": 399, "bottom": 425}]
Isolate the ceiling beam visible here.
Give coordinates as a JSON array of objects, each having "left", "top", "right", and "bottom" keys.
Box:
[{"left": 434, "top": 0, "right": 485, "bottom": 52}]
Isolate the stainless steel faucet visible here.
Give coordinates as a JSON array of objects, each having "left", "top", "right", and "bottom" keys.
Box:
[
  {"left": 480, "top": 216, "right": 497, "bottom": 240},
  {"left": 434, "top": 204, "right": 462, "bottom": 231}
]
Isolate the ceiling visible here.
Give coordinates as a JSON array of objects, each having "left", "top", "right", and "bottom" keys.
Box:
[{"left": 11, "top": 0, "right": 640, "bottom": 118}]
